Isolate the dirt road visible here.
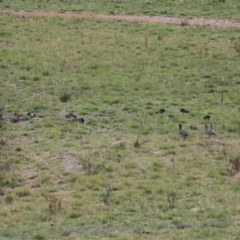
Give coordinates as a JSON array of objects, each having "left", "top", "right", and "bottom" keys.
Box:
[{"left": 4, "top": 10, "right": 240, "bottom": 28}]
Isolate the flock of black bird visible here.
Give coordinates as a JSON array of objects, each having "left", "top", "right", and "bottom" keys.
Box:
[
  {"left": 10, "top": 112, "right": 38, "bottom": 123},
  {"left": 7, "top": 108, "right": 215, "bottom": 140},
  {"left": 65, "top": 113, "right": 85, "bottom": 123},
  {"left": 7, "top": 112, "right": 85, "bottom": 123},
  {"left": 155, "top": 108, "right": 216, "bottom": 140}
]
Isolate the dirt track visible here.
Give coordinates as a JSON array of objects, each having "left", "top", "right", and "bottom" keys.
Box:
[{"left": 4, "top": 11, "right": 240, "bottom": 28}]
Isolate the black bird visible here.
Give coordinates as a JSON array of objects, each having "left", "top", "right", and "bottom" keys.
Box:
[
  {"left": 180, "top": 108, "right": 190, "bottom": 114},
  {"left": 10, "top": 113, "right": 22, "bottom": 123},
  {"left": 72, "top": 117, "right": 85, "bottom": 123},
  {"left": 210, "top": 124, "right": 216, "bottom": 136},
  {"left": 155, "top": 108, "right": 165, "bottom": 114},
  {"left": 205, "top": 124, "right": 216, "bottom": 138},
  {"left": 179, "top": 124, "right": 189, "bottom": 140},
  {"left": 203, "top": 115, "right": 211, "bottom": 120},
  {"left": 79, "top": 117, "right": 85, "bottom": 123},
  {"left": 65, "top": 113, "right": 77, "bottom": 119},
  {"left": 27, "top": 112, "right": 36, "bottom": 118}
]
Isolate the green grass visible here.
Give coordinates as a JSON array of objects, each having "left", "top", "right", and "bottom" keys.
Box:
[
  {"left": 1, "top": 0, "right": 240, "bottom": 20},
  {"left": 1, "top": 11, "right": 240, "bottom": 239}
]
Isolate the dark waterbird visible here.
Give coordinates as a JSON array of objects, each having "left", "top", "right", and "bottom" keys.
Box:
[
  {"left": 65, "top": 113, "right": 77, "bottom": 119},
  {"left": 205, "top": 124, "right": 216, "bottom": 138},
  {"left": 27, "top": 112, "right": 36, "bottom": 118},
  {"left": 180, "top": 108, "right": 190, "bottom": 114},
  {"left": 179, "top": 124, "right": 189, "bottom": 140},
  {"left": 72, "top": 117, "right": 85, "bottom": 123},
  {"left": 155, "top": 109, "right": 165, "bottom": 114},
  {"left": 10, "top": 113, "right": 22, "bottom": 123},
  {"left": 203, "top": 115, "right": 211, "bottom": 120}
]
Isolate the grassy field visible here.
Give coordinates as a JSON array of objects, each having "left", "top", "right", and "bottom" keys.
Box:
[
  {"left": 1, "top": 7, "right": 240, "bottom": 240},
  {"left": 1, "top": 0, "right": 240, "bottom": 20}
]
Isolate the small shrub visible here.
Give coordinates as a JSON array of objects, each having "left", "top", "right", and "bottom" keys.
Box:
[
  {"left": 86, "top": 118, "right": 98, "bottom": 126},
  {"left": 34, "top": 234, "right": 46, "bottom": 240},
  {"left": 33, "top": 76, "right": 40, "bottom": 81},
  {"left": 103, "top": 184, "right": 112, "bottom": 205},
  {"left": 19, "top": 74, "right": 28, "bottom": 80},
  {"left": 5, "top": 194, "right": 14, "bottom": 204},
  {"left": 16, "top": 188, "right": 31, "bottom": 197},
  {"left": 0, "top": 188, "right": 4, "bottom": 196},
  {"left": 180, "top": 19, "right": 189, "bottom": 27},
  {"left": 172, "top": 220, "right": 192, "bottom": 229},
  {"left": 114, "top": 142, "right": 126, "bottom": 150},
  {"left": 82, "top": 152, "right": 104, "bottom": 175},
  {"left": 134, "top": 136, "right": 141, "bottom": 148},
  {"left": 69, "top": 212, "right": 80, "bottom": 219},
  {"left": 62, "top": 231, "right": 72, "bottom": 237},
  {"left": 0, "top": 171, "right": 6, "bottom": 186},
  {"left": 60, "top": 92, "right": 71, "bottom": 103},
  {"left": 42, "top": 70, "right": 50, "bottom": 76},
  {"left": 234, "top": 42, "right": 240, "bottom": 56},
  {"left": 0, "top": 102, "right": 6, "bottom": 129},
  {"left": 45, "top": 195, "right": 62, "bottom": 215},
  {"left": 145, "top": 38, "right": 148, "bottom": 48},
  {"left": 124, "top": 161, "right": 137, "bottom": 169},
  {"left": 157, "top": 33, "right": 164, "bottom": 41},
  {"left": 152, "top": 160, "right": 164, "bottom": 170},
  {"left": 228, "top": 155, "right": 240, "bottom": 176},
  {"left": 167, "top": 191, "right": 177, "bottom": 208},
  {"left": 15, "top": 147, "right": 22, "bottom": 152}
]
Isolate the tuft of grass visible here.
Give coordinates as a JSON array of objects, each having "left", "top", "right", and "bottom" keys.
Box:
[
  {"left": 15, "top": 187, "right": 31, "bottom": 197},
  {"left": 59, "top": 92, "right": 71, "bottom": 103},
  {"left": 45, "top": 195, "right": 62, "bottom": 215},
  {"left": 180, "top": 19, "right": 189, "bottom": 27},
  {"left": 134, "top": 136, "right": 141, "bottom": 148},
  {"left": 228, "top": 154, "right": 240, "bottom": 176},
  {"left": 5, "top": 194, "right": 14, "bottom": 204}
]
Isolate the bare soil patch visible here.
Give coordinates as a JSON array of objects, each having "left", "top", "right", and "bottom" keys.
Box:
[
  {"left": 61, "top": 152, "right": 81, "bottom": 173},
  {"left": 22, "top": 168, "right": 39, "bottom": 187},
  {"left": 4, "top": 10, "right": 240, "bottom": 28}
]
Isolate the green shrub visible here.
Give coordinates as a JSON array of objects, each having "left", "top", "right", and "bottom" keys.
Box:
[
  {"left": 5, "top": 194, "right": 14, "bottom": 204},
  {"left": 60, "top": 92, "right": 71, "bottom": 103}
]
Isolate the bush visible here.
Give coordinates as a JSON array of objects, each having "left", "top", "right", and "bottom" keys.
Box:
[
  {"left": 5, "top": 194, "right": 14, "bottom": 204},
  {"left": 60, "top": 92, "right": 71, "bottom": 103},
  {"left": 228, "top": 155, "right": 240, "bottom": 176}
]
